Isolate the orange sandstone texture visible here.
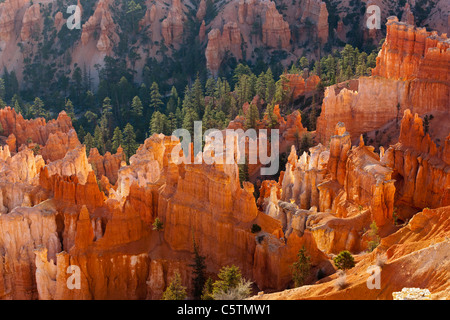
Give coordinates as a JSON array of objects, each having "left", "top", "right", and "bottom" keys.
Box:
[{"left": 317, "top": 17, "right": 450, "bottom": 144}]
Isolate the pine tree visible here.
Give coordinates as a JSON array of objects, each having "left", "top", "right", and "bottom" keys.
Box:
[
  {"left": 201, "top": 277, "right": 214, "bottom": 300},
  {"left": 149, "top": 82, "right": 163, "bottom": 111},
  {"left": 162, "top": 273, "right": 187, "bottom": 300},
  {"left": 65, "top": 99, "right": 75, "bottom": 120},
  {"left": 291, "top": 246, "right": 311, "bottom": 287},
  {"left": 149, "top": 111, "right": 168, "bottom": 135},
  {"left": 122, "top": 123, "right": 138, "bottom": 161},
  {"left": 0, "top": 78, "right": 5, "bottom": 100},
  {"left": 93, "top": 125, "right": 105, "bottom": 154},
  {"left": 12, "top": 96, "right": 22, "bottom": 115},
  {"left": 111, "top": 127, "right": 123, "bottom": 153},
  {"left": 192, "top": 76, "right": 205, "bottom": 118},
  {"left": 212, "top": 265, "right": 242, "bottom": 296},
  {"left": 245, "top": 103, "right": 259, "bottom": 130},
  {"left": 265, "top": 68, "right": 276, "bottom": 104},
  {"left": 166, "top": 86, "right": 179, "bottom": 114},
  {"left": 83, "top": 132, "right": 95, "bottom": 155},
  {"left": 131, "top": 96, "right": 143, "bottom": 117},
  {"left": 255, "top": 71, "right": 266, "bottom": 101},
  {"left": 333, "top": 250, "right": 355, "bottom": 271},
  {"left": 188, "top": 236, "right": 207, "bottom": 299}
]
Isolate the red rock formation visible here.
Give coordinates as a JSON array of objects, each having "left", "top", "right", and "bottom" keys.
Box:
[
  {"left": 199, "top": 20, "right": 206, "bottom": 42},
  {"left": 317, "top": 2, "right": 329, "bottom": 44},
  {"left": 317, "top": 18, "right": 450, "bottom": 144},
  {"left": 0, "top": 108, "right": 79, "bottom": 161},
  {"left": 196, "top": 0, "right": 206, "bottom": 21},
  {"left": 284, "top": 73, "right": 320, "bottom": 100},
  {"left": 262, "top": 1, "right": 291, "bottom": 49},
  {"left": 20, "top": 3, "right": 41, "bottom": 41},
  {"left": 81, "top": 0, "right": 117, "bottom": 52},
  {"left": 253, "top": 205, "right": 450, "bottom": 300},
  {"left": 206, "top": 22, "right": 242, "bottom": 76},
  {"left": 88, "top": 146, "right": 125, "bottom": 185},
  {"left": 40, "top": 129, "right": 81, "bottom": 162},
  {"left": 401, "top": 2, "right": 415, "bottom": 26},
  {"left": 382, "top": 110, "right": 450, "bottom": 215},
  {"left": 0, "top": 0, "right": 28, "bottom": 41},
  {"left": 161, "top": 0, "right": 185, "bottom": 46},
  {"left": 373, "top": 17, "right": 449, "bottom": 81}
]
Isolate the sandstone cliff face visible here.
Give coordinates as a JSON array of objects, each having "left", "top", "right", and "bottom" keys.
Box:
[{"left": 317, "top": 17, "right": 450, "bottom": 144}]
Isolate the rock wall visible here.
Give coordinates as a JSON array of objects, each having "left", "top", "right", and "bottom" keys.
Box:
[
  {"left": 381, "top": 110, "right": 450, "bottom": 213},
  {"left": 317, "top": 17, "right": 450, "bottom": 143}
]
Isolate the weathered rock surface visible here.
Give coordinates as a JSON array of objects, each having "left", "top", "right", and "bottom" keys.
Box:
[
  {"left": 317, "top": 17, "right": 450, "bottom": 144},
  {"left": 0, "top": 108, "right": 79, "bottom": 161}
]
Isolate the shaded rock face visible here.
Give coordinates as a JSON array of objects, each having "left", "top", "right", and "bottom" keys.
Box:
[
  {"left": 205, "top": 22, "right": 243, "bottom": 77},
  {"left": 20, "top": 3, "right": 41, "bottom": 41},
  {"left": 381, "top": 110, "right": 450, "bottom": 217},
  {"left": 262, "top": 1, "right": 291, "bottom": 49},
  {"left": 317, "top": 17, "right": 450, "bottom": 144},
  {"left": 161, "top": 0, "right": 185, "bottom": 46},
  {"left": 81, "top": 0, "right": 117, "bottom": 52}
]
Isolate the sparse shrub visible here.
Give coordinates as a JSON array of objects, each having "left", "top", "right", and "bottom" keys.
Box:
[
  {"left": 334, "top": 270, "right": 347, "bottom": 290},
  {"left": 162, "top": 272, "right": 187, "bottom": 300},
  {"left": 201, "top": 277, "right": 214, "bottom": 300},
  {"left": 213, "top": 279, "right": 253, "bottom": 300},
  {"left": 333, "top": 250, "right": 355, "bottom": 271},
  {"left": 376, "top": 253, "right": 387, "bottom": 268},
  {"left": 152, "top": 217, "right": 164, "bottom": 231},
  {"left": 211, "top": 265, "right": 253, "bottom": 300},
  {"left": 251, "top": 224, "right": 261, "bottom": 233},
  {"left": 368, "top": 221, "right": 380, "bottom": 252}
]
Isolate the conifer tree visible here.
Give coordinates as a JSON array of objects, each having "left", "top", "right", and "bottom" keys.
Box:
[
  {"left": 122, "top": 123, "right": 138, "bottom": 160},
  {"left": 131, "top": 96, "right": 143, "bottom": 117},
  {"left": 291, "top": 246, "right": 311, "bottom": 287},
  {"left": 189, "top": 236, "right": 207, "bottom": 299},
  {"left": 111, "top": 127, "right": 123, "bottom": 153},
  {"left": 149, "top": 82, "right": 163, "bottom": 111},
  {"left": 83, "top": 132, "right": 95, "bottom": 155},
  {"left": 162, "top": 273, "right": 187, "bottom": 300}
]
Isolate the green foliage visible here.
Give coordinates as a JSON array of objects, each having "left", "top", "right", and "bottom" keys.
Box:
[
  {"left": 188, "top": 236, "right": 207, "bottom": 299},
  {"left": 291, "top": 246, "right": 311, "bottom": 287},
  {"left": 162, "top": 272, "right": 187, "bottom": 300},
  {"left": 122, "top": 123, "right": 138, "bottom": 160},
  {"left": 251, "top": 224, "right": 262, "bottom": 234},
  {"left": 111, "top": 127, "right": 123, "bottom": 153},
  {"left": 368, "top": 221, "right": 380, "bottom": 252},
  {"left": 333, "top": 250, "right": 355, "bottom": 271},
  {"left": 212, "top": 265, "right": 242, "bottom": 296},
  {"left": 152, "top": 217, "right": 164, "bottom": 231},
  {"left": 201, "top": 277, "right": 214, "bottom": 300}
]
